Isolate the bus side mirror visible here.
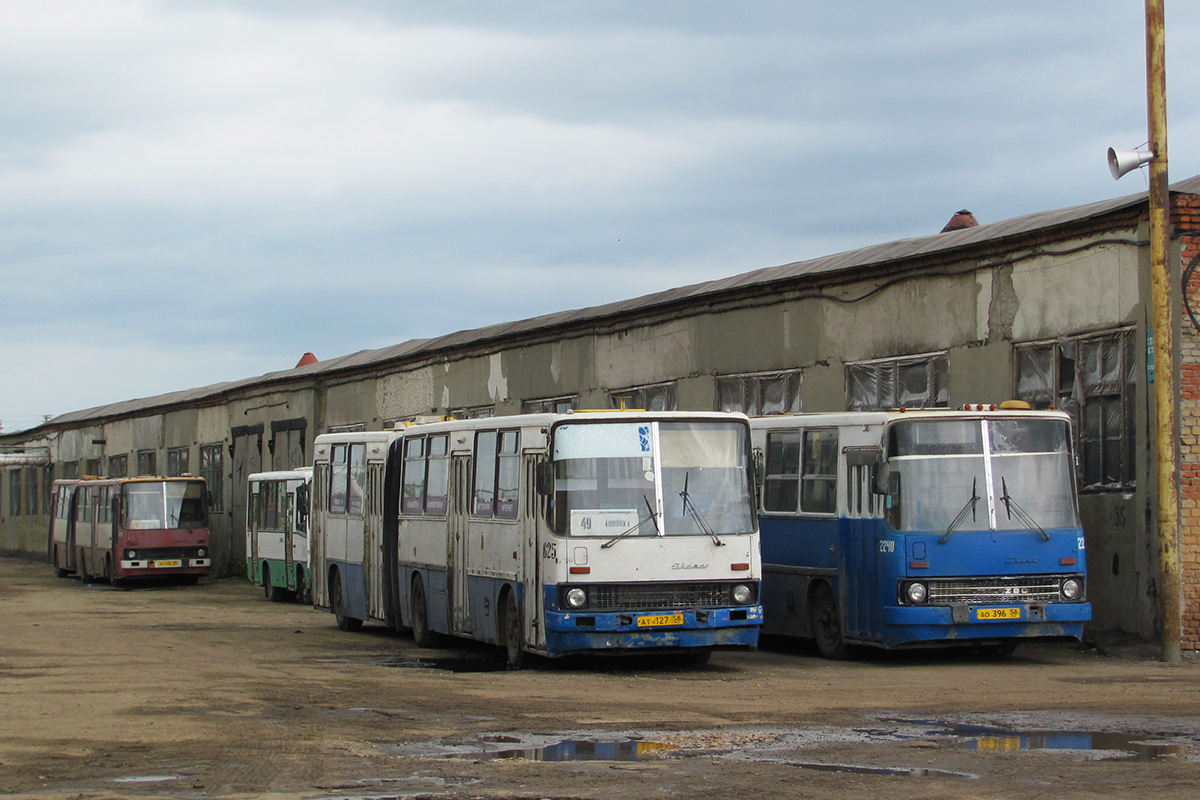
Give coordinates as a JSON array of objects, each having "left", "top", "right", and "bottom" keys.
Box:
[
  {"left": 873, "top": 461, "right": 890, "bottom": 495},
  {"left": 535, "top": 461, "right": 554, "bottom": 496},
  {"left": 752, "top": 449, "right": 764, "bottom": 490}
]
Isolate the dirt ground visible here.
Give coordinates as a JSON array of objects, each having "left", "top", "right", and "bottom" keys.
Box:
[{"left": 1, "top": 552, "right": 1199, "bottom": 800}]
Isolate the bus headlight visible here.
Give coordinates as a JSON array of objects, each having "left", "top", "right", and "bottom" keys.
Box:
[
  {"left": 904, "top": 581, "right": 928, "bottom": 604},
  {"left": 565, "top": 587, "right": 588, "bottom": 609},
  {"left": 126, "top": 550, "right": 137, "bottom": 560},
  {"left": 1060, "top": 578, "right": 1082, "bottom": 601},
  {"left": 197, "top": 548, "right": 206, "bottom": 558},
  {"left": 731, "top": 583, "right": 753, "bottom": 604}
]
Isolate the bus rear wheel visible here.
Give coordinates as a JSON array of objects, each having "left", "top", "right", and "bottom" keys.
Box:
[
  {"left": 410, "top": 577, "right": 439, "bottom": 648},
  {"left": 811, "top": 583, "right": 849, "bottom": 660},
  {"left": 502, "top": 591, "right": 526, "bottom": 670},
  {"left": 78, "top": 551, "right": 90, "bottom": 583},
  {"left": 331, "top": 569, "right": 362, "bottom": 632},
  {"left": 295, "top": 568, "right": 310, "bottom": 605},
  {"left": 263, "top": 564, "right": 287, "bottom": 602}
]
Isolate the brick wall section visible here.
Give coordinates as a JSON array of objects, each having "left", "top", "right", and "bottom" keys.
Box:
[{"left": 1176, "top": 190, "right": 1200, "bottom": 649}]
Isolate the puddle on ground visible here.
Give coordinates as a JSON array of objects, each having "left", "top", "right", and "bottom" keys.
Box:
[
  {"left": 379, "top": 654, "right": 507, "bottom": 673},
  {"left": 111, "top": 774, "right": 182, "bottom": 783},
  {"left": 925, "top": 722, "right": 1192, "bottom": 761},
  {"left": 406, "top": 713, "right": 1199, "bottom": 770},
  {"left": 481, "top": 738, "right": 679, "bottom": 762}
]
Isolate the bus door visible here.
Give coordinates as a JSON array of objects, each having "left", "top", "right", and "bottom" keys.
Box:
[
  {"left": 248, "top": 482, "right": 261, "bottom": 577},
  {"left": 282, "top": 486, "right": 295, "bottom": 589},
  {"left": 521, "top": 452, "right": 543, "bottom": 650},
  {"left": 364, "top": 461, "right": 385, "bottom": 620},
  {"left": 65, "top": 487, "right": 80, "bottom": 572},
  {"left": 310, "top": 462, "right": 328, "bottom": 606},
  {"left": 448, "top": 454, "right": 473, "bottom": 635},
  {"left": 842, "top": 448, "right": 883, "bottom": 642}
]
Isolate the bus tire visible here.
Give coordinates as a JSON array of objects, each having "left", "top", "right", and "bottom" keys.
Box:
[
  {"left": 53, "top": 547, "right": 68, "bottom": 578},
  {"left": 103, "top": 554, "right": 113, "bottom": 584},
  {"left": 107, "top": 556, "right": 124, "bottom": 588},
  {"left": 331, "top": 569, "right": 363, "bottom": 632},
  {"left": 410, "top": 576, "right": 439, "bottom": 648},
  {"left": 78, "top": 551, "right": 90, "bottom": 583},
  {"left": 682, "top": 648, "right": 713, "bottom": 666},
  {"left": 502, "top": 590, "right": 526, "bottom": 670},
  {"left": 295, "top": 567, "right": 310, "bottom": 605},
  {"left": 811, "top": 582, "right": 849, "bottom": 660},
  {"left": 264, "top": 564, "right": 287, "bottom": 602}
]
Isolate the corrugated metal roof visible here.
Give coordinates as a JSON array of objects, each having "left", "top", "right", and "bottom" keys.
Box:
[{"left": 34, "top": 176, "right": 1199, "bottom": 431}]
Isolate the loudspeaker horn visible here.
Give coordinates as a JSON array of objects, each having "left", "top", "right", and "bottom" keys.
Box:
[{"left": 1108, "top": 147, "right": 1154, "bottom": 180}]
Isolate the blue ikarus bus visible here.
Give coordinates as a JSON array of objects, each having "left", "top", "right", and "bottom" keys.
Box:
[{"left": 750, "top": 404, "right": 1090, "bottom": 657}]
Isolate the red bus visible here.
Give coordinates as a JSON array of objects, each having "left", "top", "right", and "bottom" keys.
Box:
[{"left": 49, "top": 477, "right": 212, "bottom": 585}]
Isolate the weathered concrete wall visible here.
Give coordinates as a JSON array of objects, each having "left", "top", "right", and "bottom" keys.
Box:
[{"left": 0, "top": 227, "right": 1166, "bottom": 637}]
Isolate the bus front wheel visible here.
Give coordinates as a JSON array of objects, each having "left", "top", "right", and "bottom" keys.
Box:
[
  {"left": 53, "top": 547, "right": 68, "bottom": 578},
  {"left": 331, "top": 569, "right": 363, "bottom": 632},
  {"left": 502, "top": 591, "right": 526, "bottom": 670},
  {"left": 78, "top": 551, "right": 90, "bottom": 583},
  {"left": 811, "top": 583, "right": 849, "bottom": 660}
]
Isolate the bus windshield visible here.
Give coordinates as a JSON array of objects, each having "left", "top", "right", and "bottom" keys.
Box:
[
  {"left": 123, "top": 481, "right": 208, "bottom": 530},
  {"left": 550, "top": 420, "right": 754, "bottom": 538},
  {"left": 886, "top": 418, "right": 1078, "bottom": 533}
]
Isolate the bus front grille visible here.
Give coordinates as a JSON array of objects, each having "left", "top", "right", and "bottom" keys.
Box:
[
  {"left": 590, "top": 583, "right": 732, "bottom": 611},
  {"left": 926, "top": 576, "right": 1067, "bottom": 605}
]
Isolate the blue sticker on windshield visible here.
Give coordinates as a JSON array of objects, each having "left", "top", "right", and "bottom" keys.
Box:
[{"left": 638, "top": 425, "right": 651, "bottom": 453}]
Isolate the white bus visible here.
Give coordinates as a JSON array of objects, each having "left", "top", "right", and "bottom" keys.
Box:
[
  {"left": 246, "top": 467, "right": 313, "bottom": 602},
  {"left": 311, "top": 411, "right": 762, "bottom": 667}
]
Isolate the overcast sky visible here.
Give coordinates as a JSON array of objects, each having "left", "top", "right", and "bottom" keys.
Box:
[{"left": 3, "top": 1, "right": 1199, "bottom": 432}]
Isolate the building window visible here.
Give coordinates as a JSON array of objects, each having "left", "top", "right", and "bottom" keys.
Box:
[
  {"left": 327, "top": 423, "right": 366, "bottom": 433},
  {"left": 107, "top": 454, "right": 128, "bottom": 478},
  {"left": 610, "top": 382, "right": 677, "bottom": 411},
  {"left": 85, "top": 458, "right": 101, "bottom": 477},
  {"left": 522, "top": 396, "right": 578, "bottom": 414},
  {"left": 137, "top": 450, "right": 157, "bottom": 476},
  {"left": 8, "top": 470, "right": 20, "bottom": 516},
  {"left": 1015, "top": 328, "right": 1136, "bottom": 491},
  {"left": 42, "top": 465, "right": 51, "bottom": 515},
  {"left": 717, "top": 370, "right": 802, "bottom": 416},
  {"left": 846, "top": 352, "right": 949, "bottom": 411},
  {"left": 451, "top": 406, "right": 495, "bottom": 420},
  {"left": 167, "top": 447, "right": 190, "bottom": 477},
  {"left": 61, "top": 461, "right": 80, "bottom": 480},
  {"left": 25, "top": 468, "right": 39, "bottom": 516},
  {"left": 199, "top": 444, "right": 223, "bottom": 513}
]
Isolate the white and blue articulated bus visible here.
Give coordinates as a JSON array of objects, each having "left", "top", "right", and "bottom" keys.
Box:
[
  {"left": 750, "top": 405, "right": 1090, "bottom": 658},
  {"left": 246, "top": 467, "right": 312, "bottom": 603},
  {"left": 311, "top": 411, "right": 762, "bottom": 667}
]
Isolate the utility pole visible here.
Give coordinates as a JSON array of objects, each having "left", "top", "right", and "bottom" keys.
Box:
[{"left": 1146, "top": 0, "right": 1180, "bottom": 663}]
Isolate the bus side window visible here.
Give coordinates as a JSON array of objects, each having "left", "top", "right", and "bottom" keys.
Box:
[
  {"left": 330, "top": 445, "right": 348, "bottom": 515},
  {"left": 348, "top": 444, "right": 366, "bottom": 517},
  {"left": 800, "top": 429, "right": 838, "bottom": 515},
  {"left": 885, "top": 470, "right": 902, "bottom": 529},
  {"left": 763, "top": 431, "right": 800, "bottom": 512}
]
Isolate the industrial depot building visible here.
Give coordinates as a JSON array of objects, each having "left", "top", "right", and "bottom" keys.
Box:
[{"left": 4, "top": 177, "right": 1200, "bottom": 649}]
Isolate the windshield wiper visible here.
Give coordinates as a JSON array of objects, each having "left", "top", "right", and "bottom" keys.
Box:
[
  {"left": 938, "top": 477, "right": 979, "bottom": 544},
  {"left": 680, "top": 472, "right": 724, "bottom": 547},
  {"left": 601, "top": 494, "right": 660, "bottom": 549},
  {"left": 999, "top": 477, "right": 1051, "bottom": 541}
]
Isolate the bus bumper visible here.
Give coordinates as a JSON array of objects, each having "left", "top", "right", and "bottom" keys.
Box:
[
  {"left": 543, "top": 606, "right": 762, "bottom": 655},
  {"left": 120, "top": 558, "right": 211, "bottom": 571},
  {"left": 879, "top": 602, "right": 1091, "bottom": 647}
]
